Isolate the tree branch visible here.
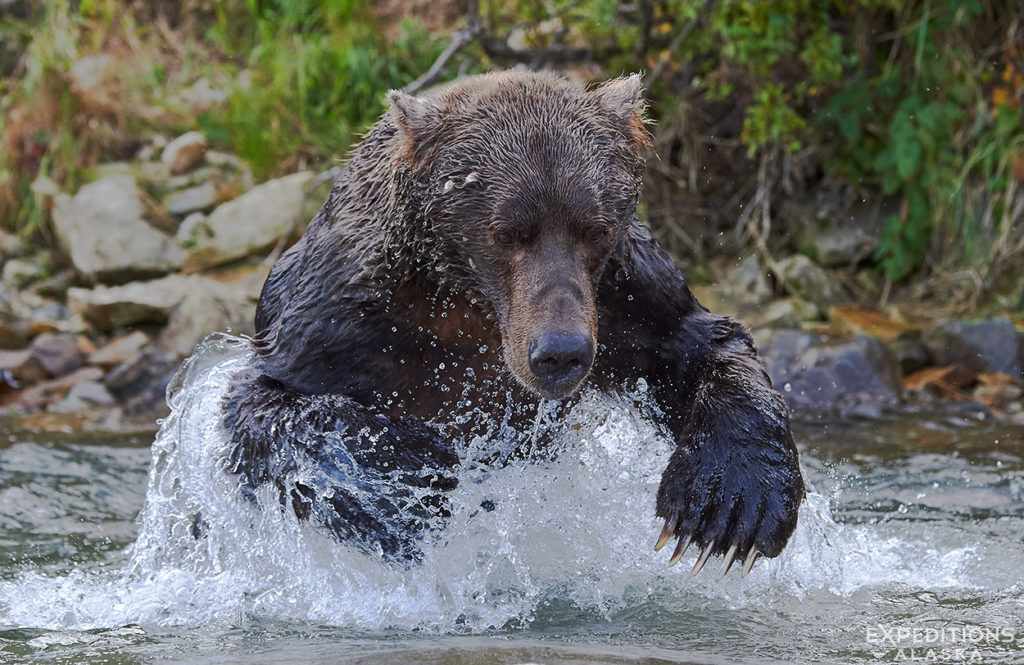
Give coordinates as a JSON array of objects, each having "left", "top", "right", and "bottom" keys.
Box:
[{"left": 403, "top": 0, "right": 481, "bottom": 95}]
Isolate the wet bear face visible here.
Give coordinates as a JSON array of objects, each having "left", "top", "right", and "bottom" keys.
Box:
[{"left": 389, "top": 73, "right": 649, "bottom": 400}]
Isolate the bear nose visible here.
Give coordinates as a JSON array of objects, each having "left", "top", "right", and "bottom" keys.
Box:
[{"left": 528, "top": 332, "right": 594, "bottom": 387}]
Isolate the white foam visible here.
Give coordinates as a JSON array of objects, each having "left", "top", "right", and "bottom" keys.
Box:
[{"left": 0, "top": 335, "right": 992, "bottom": 631}]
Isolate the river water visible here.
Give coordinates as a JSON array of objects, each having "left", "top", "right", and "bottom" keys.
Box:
[{"left": 0, "top": 335, "right": 1021, "bottom": 664}]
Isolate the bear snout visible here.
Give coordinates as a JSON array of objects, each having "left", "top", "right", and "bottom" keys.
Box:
[{"left": 527, "top": 331, "right": 595, "bottom": 397}]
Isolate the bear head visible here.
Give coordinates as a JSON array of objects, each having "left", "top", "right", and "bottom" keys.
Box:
[{"left": 388, "top": 71, "right": 650, "bottom": 400}]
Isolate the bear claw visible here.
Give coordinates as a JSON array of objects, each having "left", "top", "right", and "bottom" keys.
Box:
[
  {"left": 654, "top": 515, "right": 677, "bottom": 552},
  {"left": 668, "top": 532, "right": 692, "bottom": 566},
  {"left": 691, "top": 539, "right": 715, "bottom": 576},
  {"left": 741, "top": 547, "right": 760, "bottom": 577},
  {"left": 656, "top": 516, "right": 766, "bottom": 578},
  {"left": 718, "top": 543, "right": 739, "bottom": 578}
]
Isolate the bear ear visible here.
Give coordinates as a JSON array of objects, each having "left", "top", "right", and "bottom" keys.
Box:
[
  {"left": 591, "top": 74, "right": 650, "bottom": 151},
  {"left": 591, "top": 74, "right": 645, "bottom": 121},
  {"left": 387, "top": 90, "right": 444, "bottom": 142}
]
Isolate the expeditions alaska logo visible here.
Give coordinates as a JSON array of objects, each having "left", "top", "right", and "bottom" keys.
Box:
[{"left": 866, "top": 624, "right": 1017, "bottom": 662}]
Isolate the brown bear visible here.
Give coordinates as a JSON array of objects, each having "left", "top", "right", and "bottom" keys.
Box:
[{"left": 223, "top": 70, "right": 804, "bottom": 576}]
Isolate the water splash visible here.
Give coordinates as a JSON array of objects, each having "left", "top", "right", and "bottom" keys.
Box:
[{"left": 0, "top": 335, "right": 1003, "bottom": 633}]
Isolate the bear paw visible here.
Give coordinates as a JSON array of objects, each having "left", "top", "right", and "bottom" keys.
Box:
[{"left": 653, "top": 423, "right": 804, "bottom": 578}]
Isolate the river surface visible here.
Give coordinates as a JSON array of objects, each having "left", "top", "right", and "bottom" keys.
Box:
[{"left": 0, "top": 335, "right": 1022, "bottom": 664}]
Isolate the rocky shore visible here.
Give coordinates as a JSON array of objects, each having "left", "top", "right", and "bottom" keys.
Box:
[{"left": 2, "top": 131, "right": 1023, "bottom": 434}]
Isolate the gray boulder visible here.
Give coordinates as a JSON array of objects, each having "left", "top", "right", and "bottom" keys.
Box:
[
  {"left": 158, "top": 280, "right": 254, "bottom": 358},
  {"left": 922, "top": 318, "right": 1024, "bottom": 378},
  {"left": 802, "top": 227, "right": 878, "bottom": 267},
  {"left": 182, "top": 171, "right": 313, "bottom": 271},
  {"left": 758, "top": 330, "right": 902, "bottom": 413},
  {"left": 0, "top": 348, "right": 45, "bottom": 386},
  {"left": 774, "top": 254, "right": 847, "bottom": 306},
  {"left": 0, "top": 229, "right": 23, "bottom": 260},
  {"left": 29, "top": 332, "right": 84, "bottom": 377},
  {"left": 725, "top": 254, "right": 772, "bottom": 303},
  {"left": 104, "top": 349, "right": 179, "bottom": 420},
  {"left": 88, "top": 330, "right": 151, "bottom": 369},
  {"left": 2, "top": 258, "right": 40, "bottom": 288},
  {"left": 67, "top": 274, "right": 197, "bottom": 331},
  {"left": 52, "top": 175, "right": 186, "bottom": 283},
  {"left": 165, "top": 182, "right": 219, "bottom": 216},
  {"left": 741, "top": 298, "right": 820, "bottom": 330},
  {"left": 50, "top": 380, "right": 116, "bottom": 413},
  {"left": 162, "top": 131, "right": 207, "bottom": 175}
]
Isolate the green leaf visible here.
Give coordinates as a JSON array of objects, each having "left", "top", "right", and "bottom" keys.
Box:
[{"left": 837, "top": 113, "right": 860, "bottom": 142}]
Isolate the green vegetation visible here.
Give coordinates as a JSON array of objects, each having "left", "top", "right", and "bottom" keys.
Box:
[
  {"left": 1, "top": 0, "right": 1021, "bottom": 291},
  {"left": 202, "top": 1, "right": 444, "bottom": 178}
]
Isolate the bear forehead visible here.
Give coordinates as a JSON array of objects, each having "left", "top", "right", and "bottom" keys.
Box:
[{"left": 436, "top": 73, "right": 623, "bottom": 138}]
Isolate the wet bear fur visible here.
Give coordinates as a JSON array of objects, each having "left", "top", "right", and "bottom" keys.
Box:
[{"left": 222, "top": 71, "right": 804, "bottom": 569}]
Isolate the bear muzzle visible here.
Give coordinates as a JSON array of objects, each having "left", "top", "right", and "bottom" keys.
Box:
[{"left": 527, "top": 331, "right": 595, "bottom": 399}]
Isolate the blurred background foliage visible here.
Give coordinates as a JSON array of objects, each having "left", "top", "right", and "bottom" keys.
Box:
[{"left": 0, "top": 0, "right": 1022, "bottom": 295}]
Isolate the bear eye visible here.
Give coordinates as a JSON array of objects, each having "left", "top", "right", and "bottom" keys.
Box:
[{"left": 494, "top": 228, "right": 517, "bottom": 247}]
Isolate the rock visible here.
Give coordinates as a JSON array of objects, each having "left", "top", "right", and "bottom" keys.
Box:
[
  {"left": 22, "top": 297, "right": 68, "bottom": 326},
  {"left": 52, "top": 175, "right": 186, "bottom": 283},
  {"left": 183, "top": 171, "right": 313, "bottom": 271},
  {"left": 774, "top": 254, "right": 847, "bottom": 305},
  {"left": 89, "top": 331, "right": 150, "bottom": 369},
  {"left": 25, "top": 320, "right": 60, "bottom": 338},
  {"left": 29, "top": 333, "right": 84, "bottom": 377},
  {"left": 14, "top": 366, "right": 105, "bottom": 413},
  {"left": 725, "top": 255, "right": 772, "bottom": 303},
  {"left": 93, "top": 162, "right": 136, "bottom": 179},
  {"left": 177, "top": 78, "right": 229, "bottom": 114},
  {"left": 202, "top": 263, "right": 271, "bottom": 301},
  {"left": 757, "top": 330, "right": 902, "bottom": 412},
  {"left": 67, "top": 274, "right": 196, "bottom": 331},
  {"left": 195, "top": 155, "right": 256, "bottom": 195},
  {"left": 7, "top": 408, "right": 123, "bottom": 434},
  {"left": 922, "top": 318, "right": 1024, "bottom": 378},
  {"left": 890, "top": 333, "right": 932, "bottom": 375},
  {"left": 690, "top": 285, "right": 740, "bottom": 319},
  {"left": 139, "top": 161, "right": 172, "bottom": 187},
  {"left": 0, "top": 229, "right": 23, "bottom": 259},
  {"left": 50, "top": 379, "right": 116, "bottom": 413},
  {"left": 158, "top": 280, "right": 254, "bottom": 358},
  {"left": 741, "top": 298, "right": 819, "bottom": 329},
  {"left": 31, "top": 270, "right": 77, "bottom": 299},
  {"left": 163, "top": 166, "right": 221, "bottom": 192},
  {"left": 0, "top": 320, "right": 29, "bottom": 349},
  {"left": 801, "top": 227, "right": 877, "bottom": 267},
  {"left": 165, "top": 182, "right": 219, "bottom": 216},
  {"left": 104, "top": 349, "right": 178, "bottom": 419},
  {"left": 69, "top": 54, "right": 116, "bottom": 112},
  {"left": 76, "top": 336, "right": 97, "bottom": 355},
  {"left": 30, "top": 174, "right": 61, "bottom": 206},
  {"left": 2, "top": 258, "right": 40, "bottom": 287},
  {"left": 0, "top": 348, "right": 45, "bottom": 386},
  {"left": 206, "top": 150, "right": 244, "bottom": 169},
  {"left": 177, "top": 212, "right": 209, "bottom": 245},
  {"left": 162, "top": 131, "right": 207, "bottom": 175}
]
